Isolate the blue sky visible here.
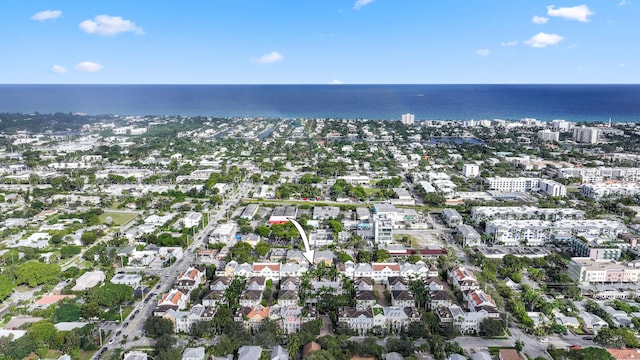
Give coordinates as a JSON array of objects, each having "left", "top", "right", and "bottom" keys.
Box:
[{"left": 2, "top": 1, "right": 638, "bottom": 84}]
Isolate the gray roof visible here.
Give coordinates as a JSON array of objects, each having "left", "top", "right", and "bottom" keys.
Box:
[
  {"left": 442, "top": 208, "right": 462, "bottom": 219},
  {"left": 385, "top": 352, "right": 405, "bottom": 360},
  {"left": 182, "top": 347, "right": 205, "bottom": 360},
  {"left": 471, "top": 352, "right": 492, "bottom": 360},
  {"left": 238, "top": 346, "right": 262, "bottom": 360},
  {"left": 456, "top": 224, "right": 480, "bottom": 238},
  {"left": 271, "top": 345, "right": 289, "bottom": 360}
]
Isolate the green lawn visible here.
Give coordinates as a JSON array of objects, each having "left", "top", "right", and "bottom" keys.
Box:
[
  {"left": 98, "top": 211, "right": 139, "bottom": 226},
  {"left": 488, "top": 346, "right": 515, "bottom": 356},
  {"left": 362, "top": 187, "right": 381, "bottom": 195}
]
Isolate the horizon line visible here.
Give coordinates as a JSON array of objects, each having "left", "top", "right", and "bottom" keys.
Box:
[{"left": 2, "top": 83, "right": 640, "bottom": 86}]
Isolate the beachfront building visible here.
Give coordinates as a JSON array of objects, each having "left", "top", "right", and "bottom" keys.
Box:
[{"left": 573, "top": 126, "right": 600, "bottom": 144}]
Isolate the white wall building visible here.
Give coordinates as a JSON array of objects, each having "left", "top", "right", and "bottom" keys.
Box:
[
  {"left": 573, "top": 126, "right": 600, "bottom": 144},
  {"left": 538, "top": 130, "right": 560, "bottom": 142},
  {"left": 401, "top": 113, "right": 415, "bottom": 125},
  {"left": 462, "top": 164, "right": 480, "bottom": 178}
]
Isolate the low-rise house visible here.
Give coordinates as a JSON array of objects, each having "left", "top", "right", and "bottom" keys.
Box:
[
  {"left": 430, "top": 291, "right": 452, "bottom": 310},
  {"left": 210, "top": 276, "right": 232, "bottom": 291},
  {"left": 579, "top": 310, "right": 608, "bottom": 331},
  {"left": 436, "top": 304, "right": 490, "bottom": 334},
  {"left": 449, "top": 266, "right": 480, "bottom": 291},
  {"left": 270, "top": 305, "right": 308, "bottom": 334},
  {"left": 176, "top": 266, "right": 206, "bottom": 292},
  {"left": 240, "top": 290, "right": 264, "bottom": 308},
  {"left": 246, "top": 277, "right": 267, "bottom": 291},
  {"left": 202, "top": 289, "right": 226, "bottom": 308},
  {"left": 253, "top": 263, "right": 281, "bottom": 281},
  {"left": 372, "top": 263, "right": 401, "bottom": 282},
  {"left": 527, "top": 312, "right": 548, "bottom": 328},
  {"left": 111, "top": 273, "right": 142, "bottom": 288},
  {"left": 387, "top": 276, "right": 409, "bottom": 291},
  {"left": 123, "top": 351, "right": 148, "bottom": 360},
  {"left": 466, "top": 290, "right": 498, "bottom": 315},
  {"left": 391, "top": 290, "right": 415, "bottom": 308},
  {"left": 154, "top": 289, "right": 188, "bottom": 316},
  {"left": 277, "top": 289, "right": 299, "bottom": 307},
  {"left": 555, "top": 315, "right": 580, "bottom": 328},
  {"left": 280, "top": 263, "right": 308, "bottom": 277},
  {"left": 238, "top": 346, "right": 263, "bottom": 360},
  {"left": 313, "top": 250, "right": 334, "bottom": 265},
  {"left": 71, "top": 270, "right": 106, "bottom": 291},
  {"left": 271, "top": 345, "right": 288, "bottom": 360},
  {"left": 383, "top": 306, "right": 421, "bottom": 331},
  {"left": 182, "top": 347, "right": 206, "bottom": 360},
  {"left": 164, "top": 304, "right": 215, "bottom": 333},
  {"left": 499, "top": 349, "right": 525, "bottom": 360},
  {"left": 240, "top": 306, "right": 270, "bottom": 331},
  {"left": 338, "top": 307, "right": 373, "bottom": 335},
  {"left": 426, "top": 277, "right": 445, "bottom": 292},
  {"left": 355, "top": 290, "right": 377, "bottom": 310}
]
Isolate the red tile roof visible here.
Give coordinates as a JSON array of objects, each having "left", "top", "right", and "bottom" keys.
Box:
[{"left": 35, "top": 295, "right": 76, "bottom": 306}]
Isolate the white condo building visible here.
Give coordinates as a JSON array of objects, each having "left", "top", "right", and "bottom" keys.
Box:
[
  {"left": 485, "top": 177, "right": 566, "bottom": 197},
  {"left": 471, "top": 206, "right": 585, "bottom": 224},
  {"left": 462, "top": 164, "right": 480, "bottom": 178},
  {"left": 485, "top": 219, "right": 627, "bottom": 247},
  {"left": 572, "top": 126, "right": 600, "bottom": 144},
  {"left": 568, "top": 258, "right": 640, "bottom": 285},
  {"left": 551, "top": 119, "right": 575, "bottom": 132},
  {"left": 401, "top": 113, "right": 415, "bottom": 125},
  {"left": 580, "top": 183, "right": 640, "bottom": 200},
  {"left": 538, "top": 130, "right": 559, "bottom": 142}
]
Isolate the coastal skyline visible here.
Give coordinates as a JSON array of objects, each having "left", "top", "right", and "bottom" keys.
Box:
[{"left": 2, "top": 1, "right": 638, "bottom": 84}]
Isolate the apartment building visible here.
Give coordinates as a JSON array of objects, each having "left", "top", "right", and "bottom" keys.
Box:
[{"left": 568, "top": 258, "right": 640, "bottom": 285}]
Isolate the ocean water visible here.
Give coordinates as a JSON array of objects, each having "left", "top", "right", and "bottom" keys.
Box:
[{"left": 1, "top": 84, "right": 639, "bottom": 122}]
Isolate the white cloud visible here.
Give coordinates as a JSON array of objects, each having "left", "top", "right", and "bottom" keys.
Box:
[
  {"left": 532, "top": 16, "right": 549, "bottom": 24},
  {"left": 31, "top": 10, "right": 62, "bottom": 21},
  {"left": 547, "top": 5, "right": 594, "bottom": 22},
  {"left": 331, "top": 79, "right": 343, "bottom": 84},
  {"left": 501, "top": 40, "right": 519, "bottom": 47},
  {"left": 51, "top": 65, "right": 67, "bottom": 74},
  {"left": 74, "top": 61, "right": 104, "bottom": 72},
  {"left": 354, "top": 0, "right": 374, "bottom": 10},
  {"left": 619, "top": 63, "right": 625, "bottom": 68},
  {"left": 525, "top": 32, "right": 564, "bottom": 48},
  {"left": 254, "top": 51, "right": 284, "bottom": 64},
  {"left": 79, "top": 15, "right": 143, "bottom": 36},
  {"left": 618, "top": 0, "right": 631, "bottom": 5},
  {"left": 475, "top": 49, "right": 490, "bottom": 56}
]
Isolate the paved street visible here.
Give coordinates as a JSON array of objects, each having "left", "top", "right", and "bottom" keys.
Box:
[{"left": 96, "top": 179, "right": 252, "bottom": 359}]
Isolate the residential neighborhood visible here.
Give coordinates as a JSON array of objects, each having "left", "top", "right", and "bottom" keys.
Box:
[{"left": 0, "top": 113, "right": 640, "bottom": 360}]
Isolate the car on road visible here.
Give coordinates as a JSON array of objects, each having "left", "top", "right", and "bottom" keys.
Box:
[
  {"left": 123, "top": 322, "right": 129, "bottom": 328},
  {"left": 156, "top": 284, "right": 160, "bottom": 289},
  {"left": 130, "top": 314, "right": 135, "bottom": 320},
  {"left": 134, "top": 309, "right": 140, "bottom": 315},
  {"left": 583, "top": 336, "right": 593, "bottom": 340},
  {"left": 115, "top": 331, "right": 121, "bottom": 336},
  {"left": 540, "top": 338, "right": 549, "bottom": 343},
  {"left": 108, "top": 338, "right": 114, "bottom": 345}
]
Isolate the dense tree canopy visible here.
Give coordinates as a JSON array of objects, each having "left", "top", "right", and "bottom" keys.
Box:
[{"left": 14, "top": 261, "right": 61, "bottom": 287}]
